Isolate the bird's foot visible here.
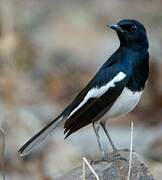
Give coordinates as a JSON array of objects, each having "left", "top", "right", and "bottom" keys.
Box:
[
  {"left": 111, "top": 148, "right": 128, "bottom": 162},
  {"left": 90, "top": 151, "right": 128, "bottom": 164},
  {"left": 112, "top": 151, "right": 128, "bottom": 162},
  {"left": 90, "top": 156, "right": 114, "bottom": 164},
  {"left": 117, "top": 148, "right": 135, "bottom": 152}
]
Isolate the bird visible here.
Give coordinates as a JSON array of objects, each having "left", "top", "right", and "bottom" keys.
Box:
[{"left": 19, "top": 19, "right": 149, "bottom": 162}]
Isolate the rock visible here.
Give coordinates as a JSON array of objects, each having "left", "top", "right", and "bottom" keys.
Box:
[{"left": 56, "top": 150, "right": 155, "bottom": 180}]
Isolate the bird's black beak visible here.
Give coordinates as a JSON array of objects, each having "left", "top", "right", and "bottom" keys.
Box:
[{"left": 107, "top": 24, "right": 124, "bottom": 33}]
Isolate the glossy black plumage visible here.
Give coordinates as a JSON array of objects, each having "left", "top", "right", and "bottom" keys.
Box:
[{"left": 19, "top": 19, "right": 149, "bottom": 156}]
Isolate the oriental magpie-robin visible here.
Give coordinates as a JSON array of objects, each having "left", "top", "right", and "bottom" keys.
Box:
[{"left": 19, "top": 19, "right": 149, "bottom": 161}]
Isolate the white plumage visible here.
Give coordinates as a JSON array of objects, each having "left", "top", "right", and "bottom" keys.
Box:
[
  {"left": 68, "top": 72, "right": 126, "bottom": 118},
  {"left": 103, "top": 87, "right": 143, "bottom": 120}
]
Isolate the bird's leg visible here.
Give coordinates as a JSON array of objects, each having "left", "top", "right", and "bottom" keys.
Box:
[
  {"left": 100, "top": 121, "right": 117, "bottom": 153},
  {"left": 91, "top": 122, "right": 124, "bottom": 164},
  {"left": 100, "top": 121, "right": 127, "bottom": 162},
  {"left": 91, "top": 121, "right": 112, "bottom": 164},
  {"left": 92, "top": 122, "right": 105, "bottom": 157}
]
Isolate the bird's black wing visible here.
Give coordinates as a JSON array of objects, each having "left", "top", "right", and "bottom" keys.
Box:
[
  {"left": 63, "top": 66, "right": 128, "bottom": 138},
  {"left": 18, "top": 60, "right": 128, "bottom": 156}
]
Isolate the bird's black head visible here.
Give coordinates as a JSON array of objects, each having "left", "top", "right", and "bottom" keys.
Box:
[{"left": 109, "top": 19, "right": 149, "bottom": 49}]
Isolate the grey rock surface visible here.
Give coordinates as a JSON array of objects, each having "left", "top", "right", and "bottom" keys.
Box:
[{"left": 57, "top": 150, "right": 155, "bottom": 180}]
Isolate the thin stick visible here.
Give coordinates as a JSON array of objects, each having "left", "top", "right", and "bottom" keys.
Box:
[
  {"left": 82, "top": 157, "right": 99, "bottom": 180},
  {"left": 83, "top": 157, "right": 86, "bottom": 180},
  {"left": 0, "top": 127, "right": 6, "bottom": 180},
  {"left": 127, "top": 122, "right": 133, "bottom": 180}
]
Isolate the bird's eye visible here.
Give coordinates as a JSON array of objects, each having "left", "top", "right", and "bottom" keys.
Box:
[{"left": 129, "top": 25, "right": 137, "bottom": 33}]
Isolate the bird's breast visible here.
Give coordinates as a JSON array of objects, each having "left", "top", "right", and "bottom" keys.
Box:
[{"left": 104, "top": 87, "right": 143, "bottom": 120}]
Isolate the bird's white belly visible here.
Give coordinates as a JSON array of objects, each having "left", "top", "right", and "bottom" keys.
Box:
[{"left": 105, "top": 87, "right": 143, "bottom": 119}]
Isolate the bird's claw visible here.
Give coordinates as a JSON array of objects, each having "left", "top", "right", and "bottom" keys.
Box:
[
  {"left": 112, "top": 152, "right": 128, "bottom": 162},
  {"left": 90, "top": 152, "right": 128, "bottom": 164}
]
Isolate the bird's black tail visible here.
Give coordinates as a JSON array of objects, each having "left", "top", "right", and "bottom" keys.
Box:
[{"left": 18, "top": 114, "right": 63, "bottom": 156}]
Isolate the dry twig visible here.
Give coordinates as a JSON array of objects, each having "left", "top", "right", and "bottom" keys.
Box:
[
  {"left": 127, "top": 122, "right": 134, "bottom": 180},
  {"left": 0, "top": 127, "right": 6, "bottom": 180},
  {"left": 82, "top": 157, "right": 99, "bottom": 180}
]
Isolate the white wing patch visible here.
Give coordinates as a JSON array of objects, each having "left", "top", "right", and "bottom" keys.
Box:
[{"left": 68, "top": 72, "right": 126, "bottom": 118}]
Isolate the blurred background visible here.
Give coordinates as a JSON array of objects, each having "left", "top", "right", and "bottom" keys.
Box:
[{"left": 0, "top": 0, "right": 162, "bottom": 179}]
